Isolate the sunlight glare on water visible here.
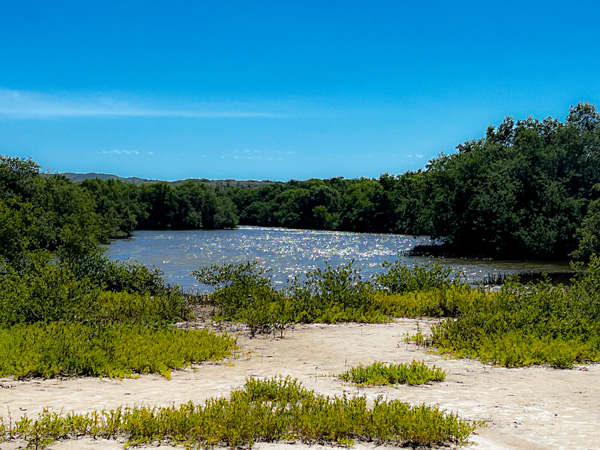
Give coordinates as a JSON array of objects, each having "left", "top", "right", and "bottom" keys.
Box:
[{"left": 105, "top": 226, "right": 571, "bottom": 291}]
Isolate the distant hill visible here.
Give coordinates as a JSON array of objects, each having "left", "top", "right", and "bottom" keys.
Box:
[{"left": 54, "top": 172, "right": 277, "bottom": 189}]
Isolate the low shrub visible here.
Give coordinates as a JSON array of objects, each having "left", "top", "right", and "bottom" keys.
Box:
[
  {"left": 2, "top": 377, "right": 477, "bottom": 449},
  {"left": 339, "top": 360, "right": 446, "bottom": 386},
  {"left": 418, "top": 259, "right": 600, "bottom": 368},
  {"left": 193, "top": 261, "right": 294, "bottom": 336},
  {"left": 0, "top": 322, "right": 236, "bottom": 379},
  {"left": 0, "top": 255, "right": 191, "bottom": 328},
  {"left": 94, "top": 290, "right": 191, "bottom": 326},
  {"left": 371, "top": 285, "right": 484, "bottom": 318},
  {"left": 193, "top": 261, "right": 387, "bottom": 335},
  {"left": 287, "top": 261, "right": 375, "bottom": 315},
  {"left": 374, "top": 260, "right": 461, "bottom": 293}
]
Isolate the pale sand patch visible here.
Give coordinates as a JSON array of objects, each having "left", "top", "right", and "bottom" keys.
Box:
[{"left": 1, "top": 319, "right": 599, "bottom": 449}]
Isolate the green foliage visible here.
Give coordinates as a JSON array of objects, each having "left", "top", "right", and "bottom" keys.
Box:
[
  {"left": 375, "top": 260, "right": 458, "bottom": 293},
  {"left": 2, "top": 377, "right": 476, "bottom": 448},
  {"left": 0, "top": 155, "right": 40, "bottom": 201},
  {"left": 287, "top": 261, "right": 376, "bottom": 320},
  {"left": 225, "top": 103, "right": 600, "bottom": 259},
  {"left": 134, "top": 180, "right": 238, "bottom": 232},
  {"left": 0, "top": 157, "right": 108, "bottom": 257},
  {"left": 80, "top": 178, "right": 143, "bottom": 238},
  {"left": 193, "top": 261, "right": 293, "bottom": 336},
  {"left": 71, "top": 251, "right": 174, "bottom": 296},
  {"left": 192, "top": 261, "right": 475, "bottom": 336},
  {"left": 371, "top": 285, "right": 482, "bottom": 318},
  {"left": 339, "top": 360, "right": 446, "bottom": 386},
  {"left": 0, "top": 155, "right": 238, "bottom": 383},
  {"left": 193, "top": 261, "right": 385, "bottom": 335},
  {"left": 0, "top": 322, "right": 236, "bottom": 379},
  {"left": 0, "top": 255, "right": 191, "bottom": 328},
  {"left": 418, "top": 257, "right": 600, "bottom": 368},
  {"left": 0, "top": 198, "right": 38, "bottom": 266},
  {"left": 573, "top": 194, "right": 600, "bottom": 259},
  {"left": 192, "top": 260, "right": 274, "bottom": 316}
]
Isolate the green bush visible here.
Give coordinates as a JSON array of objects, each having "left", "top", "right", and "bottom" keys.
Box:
[
  {"left": 0, "top": 254, "right": 97, "bottom": 326},
  {"left": 419, "top": 258, "right": 600, "bottom": 368},
  {"left": 2, "top": 377, "right": 477, "bottom": 449},
  {"left": 375, "top": 261, "right": 459, "bottom": 293},
  {"left": 0, "top": 254, "right": 191, "bottom": 328},
  {"left": 73, "top": 252, "right": 173, "bottom": 296},
  {"left": 193, "top": 261, "right": 483, "bottom": 335},
  {"left": 193, "top": 261, "right": 386, "bottom": 334},
  {"left": 371, "top": 285, "right": 483, "bottom": 318},
  {"left": 287, "top": 261, "right": 376, "bottom": 320},
  {"left": 193, "top": 261, "right": 293, "bottom": 336},
  {"left": 339, "top": 360, "right": 446, "bottom": 386},
  {"left": 0, "top": 322, "right": 236, "bottom": 379}
]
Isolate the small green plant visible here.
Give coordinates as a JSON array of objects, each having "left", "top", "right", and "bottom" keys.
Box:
[
  {"left": 339, "top": 360, "right": 446, "bottom": 386},
  {"left": 371, "top": 284, "right": 482, "bottom": 318},
  {"left": 287, "top": 261, "right": 375, "bottom": 313},
  {"left": 1, "top": 377, "right": 477, "bottom": 449}
]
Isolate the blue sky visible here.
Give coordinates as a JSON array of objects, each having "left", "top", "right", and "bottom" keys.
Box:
[{"left": 1, "top": 0, "right": 600, "bottom": 181}]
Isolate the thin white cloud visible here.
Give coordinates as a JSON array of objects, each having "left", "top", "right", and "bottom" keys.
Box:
[
  {"left": 415, "top": 153, "right": 425, "bottom": 158},
  {"left": 0, "top": 89, "right": 287, "bottom": 119},
  {"left": 102, "top": 149, "right": 140, "bottom": 155},
  {"left": 220, "top": 149, "right": 285, "bottom": 162}
]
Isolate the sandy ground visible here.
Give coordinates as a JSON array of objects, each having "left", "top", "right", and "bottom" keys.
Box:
[{"left": 1, "top": 319, "right": 599, "bottom": 450}]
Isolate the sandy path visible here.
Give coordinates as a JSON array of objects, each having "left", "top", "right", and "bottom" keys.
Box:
[{"left": 1, "top": 319, "right": 599, "bottom": 449}]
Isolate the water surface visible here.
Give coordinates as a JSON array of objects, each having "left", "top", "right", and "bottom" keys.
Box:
[{"left": 106, "top": 226, "right": 572, "bottom": 290}]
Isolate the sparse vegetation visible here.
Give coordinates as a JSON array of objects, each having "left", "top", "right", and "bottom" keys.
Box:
[
  {"left": 0, "top": 377, "right": 477, "bottom": 449},
  {"left": 195, "top": 257, "right": 600, "bottom": 369}
]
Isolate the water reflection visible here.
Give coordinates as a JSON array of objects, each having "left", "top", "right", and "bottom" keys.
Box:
[{"left": 105, "top": 226, "right": 572, "bottom": 290}]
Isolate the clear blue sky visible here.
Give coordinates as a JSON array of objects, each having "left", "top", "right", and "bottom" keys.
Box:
[{"left": 1, "top": 0, "right": 599, "bottom": 181}]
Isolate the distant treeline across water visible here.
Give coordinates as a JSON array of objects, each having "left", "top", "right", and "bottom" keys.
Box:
[{"left": 4, "top": 102, "right": 600, "bottom": 261}]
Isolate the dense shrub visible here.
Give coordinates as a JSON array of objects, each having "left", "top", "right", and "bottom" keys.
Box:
[
  {"left": 194, "top": 261, "right": 386, "bottom": 335},
  {"left": 286, "top": 261, "right": 376, "bottom": 321},
  {"left": 193, "top": 261, "right": 293, "bottom": 336},
  {"left": 0, "top": 255, "right": 191, "bottom": 328},
  {"left": 371, "top": 285, "right": 483, "bottom": 318},
  {"left": 0, "top": 322, "right": 236, "bottom": 379},
  {"left": 374, "top": 260, "right": 458, "bottom": 293},
  {"left": 418, "top": 257, "right": 600, "bottom": 368}
]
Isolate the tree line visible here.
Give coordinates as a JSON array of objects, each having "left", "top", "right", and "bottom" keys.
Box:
[
  {"left": 3, "top": 102, "right": 600, "bottom": 261},
  {"left": 0, "top": 156, "right": 238, "bottom": 265},
  {"left": 227, "top": 102, "right": 600, "bottom": 260}
]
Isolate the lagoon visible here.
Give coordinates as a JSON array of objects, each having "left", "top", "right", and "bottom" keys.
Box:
[{"left": 106, "top": 226, "right": 572, "bottom": 290}]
